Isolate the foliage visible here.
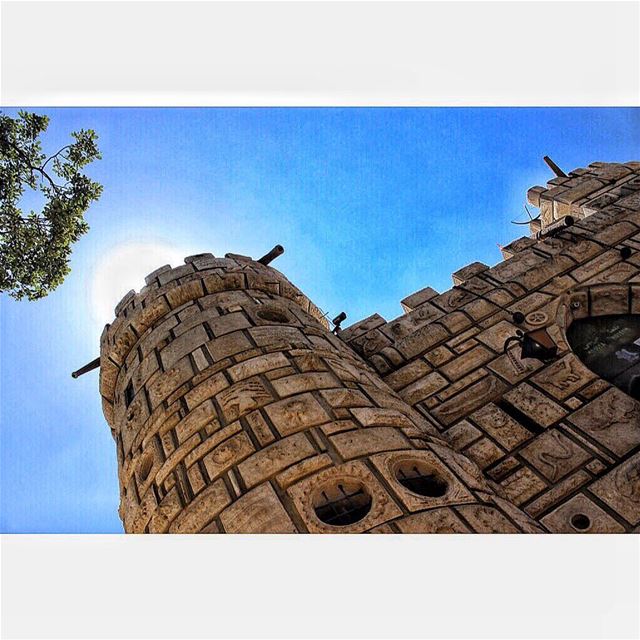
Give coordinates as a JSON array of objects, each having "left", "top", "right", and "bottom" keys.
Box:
[{"left": 0, "top": 110, "right": 102, "bottom": 300}]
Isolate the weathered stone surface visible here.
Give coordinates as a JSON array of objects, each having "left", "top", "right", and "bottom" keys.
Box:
[
  {"left": 219, "top": 484, "right": 297, "bottom": 533},
  {"left": 102, "top": 163, "right": 640, "bottom": 534},
  {"left": 500, "top": 467, "right": 546, "bottom": 506},
  {"left": 168, "top": 479, "right": 231, "bottom": 533},
  {"left": 216, "top": 378, "right": 273, "bottom": 422},
  {"left": 568, "top": 388, "right": 640, "bottom": 457},
  {"left": 468, "top": 403, "right": 531, "bottom": 450},
  {"left": 330, "top": 427, "right": 409, "bottom": 460},
  {"left": 530, "top": 354, "right": 595, "bottom": 400},
  {"left": 227, "top": 352, "right": 289, "bottom": 382},
  {"left": 202, "top": 431, "right": 255, "bottom": 480},
  {"left": 503, "top": 384, "right": 567, "bottom": 429},
  {"left": 237, "top": 433, "right": 316, "bottom": 489},
  {"left": 399, "top": 372, "right": 448, "bottom": 404},
  {"left": 395, "top": 509, "right": 471, "bottom": 533},
  {"left": 454, "top": 505, "right": 519, "bottom": 533},
  {"left": 519, "top": 429, "right": 591, "bottom": 483},
  {"left": 540, "top": 494, "right": 625, "bottom": 533},
  {"left": 432, "top": 375, "right": 507, "bottom": 426},
  {"left": 589, "top": 452, "right": 640, "bottom": 525},
  {"left": 264, "top": 393, "right": 330, "bottom": 436}
]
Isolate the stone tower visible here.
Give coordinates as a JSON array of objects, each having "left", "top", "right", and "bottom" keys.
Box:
[{"left": 99, "top": 160, "right": 640, "bottom": 533}]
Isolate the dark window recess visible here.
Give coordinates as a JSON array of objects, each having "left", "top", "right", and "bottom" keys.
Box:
[
  {"left": 395, "top": 462, "right": 448, "bottom": 497},
  {"left": 124, "top": 381, "right": 135, "bottom": 407},
  {"left": 256, "top": 308, "right": 290, "bottom": 324},
  {"left": 314, "top": 482, "right": 372, "bottom": 526},
  {"left": 570, "top": 513, "right": 591, "bottom": 531},
  {"left": 567, "top": 314, "right": 640, "bottom": 400}
]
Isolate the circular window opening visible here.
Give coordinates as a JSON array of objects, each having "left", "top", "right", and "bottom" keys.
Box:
[
  {"left": 313, "top": 480, "right": 372, "bottom": 527},
  {"left": 256, "top": 308, "right": 290, "bottom": 324},
  {"left": 570, "top": 513, "right": 591, "bottom": 531},
  {"left": 395, "top": 461, "right": 449, "bottom": 498}
]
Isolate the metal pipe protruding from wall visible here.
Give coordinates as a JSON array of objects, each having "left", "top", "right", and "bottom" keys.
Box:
[
  {"left": 543, "top": 155, "right": 568, "bottom": 178},
  {"left": 71, "top": 356, "right": 101, "bottom": 378},
  {"left": 257, "top": 244, "right": 285, "bottom": 265},
  {"left": 534, "top": 215, "right": 574, "bottom": 240}
]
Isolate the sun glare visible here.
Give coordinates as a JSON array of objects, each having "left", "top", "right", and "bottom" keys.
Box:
[{"left": 90, "top": 242, "right": 192, "bottom": 327}]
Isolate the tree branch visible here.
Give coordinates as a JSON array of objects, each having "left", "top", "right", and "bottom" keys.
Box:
[
  {"left": 41, "top": 145, "right": 71, "bottom": 170},
  {"left": 1, "top": 137, "right": 64, "bottom": 193}
]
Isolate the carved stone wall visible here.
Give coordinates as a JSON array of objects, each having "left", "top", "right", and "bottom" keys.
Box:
[
  {"left": 342, "top": 161, "right": 640, "bottom": 533},
  {"left": 99, "top": 161, "right": 640, "bottom": 533},
  {"left": 99, "top": 254, "right": 539, "bottom": 533}
]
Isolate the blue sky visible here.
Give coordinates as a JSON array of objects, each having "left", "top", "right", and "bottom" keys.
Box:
[{"left": 1, "top": 107, "right": 638, "bottom": 533}]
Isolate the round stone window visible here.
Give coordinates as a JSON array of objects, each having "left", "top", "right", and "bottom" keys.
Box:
[
  {"left": 312, "top": 480, "right": 372, "bottom": 527},
  {"left": 394, "top": 460, "right": 449, "bottom": 498}
]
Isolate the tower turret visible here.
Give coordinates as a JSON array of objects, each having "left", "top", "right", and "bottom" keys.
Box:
[{"left": 99, "top": 251, "right": 539, "bottom": 533}]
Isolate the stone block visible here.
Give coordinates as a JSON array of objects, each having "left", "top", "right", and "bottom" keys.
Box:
[
  {"left": 400, "top": 287, "right": 439, "bottom": 313},
  {"left": 531, "top": 354, "right": 596, "bottom": 400},
  {"left": 175, "top": 400, "right": 217, "bottom": 443},
  {"left": 330, "top": 427, "right": 409, "bottom": 460},
  {"left": 202, "top": 431, "right": 256, "bottom": 480},
  {"left": 399, "top": 371, "right": 449, "bottom": 404},
  {"left": 540, "top": 493, "right": 625, "bottom": 533},
  {"left": 503, "top": 384, "right": 567, "bottom": 429},
  {"left": 526, "top": 186, "right": 546, "bottom": 208},
  {"left": 244, "top": 410, "right": 276, "bottom": 447},
  {"left": 500, "top": 467, "right": 546, "bottom": 506},
  {"left": 237, "top": 433, "right": 316, "bottom": 489},
  {"left": 452, "top": 262, "right": 488, "bottom": 286},
  {"left": 440, "top": 345, "right": 494, "bottom": 382},
  {"left": 395, "top": 509, "right": 471, "bottom": 533},
  {"left": 476, "top": 319, "right": 519, "bottom": 353},
  {"left": 148, "top": 487, "right": 182, "bottom": 533},
  {"left": 444, "top": 420, "right": 482, "bottom": 450},
  {"left": 216, "top": 377, "right": 273, "bottom": 422},
  {"left": 431, "top": 375, "right": 507, "bottom": 426},
  {"left": 349, "top": 407, "right": 414, "bottom": 429},
  {"left": 264, "top": 393, "right": 330, "bottom": 437},
  {"left": 271, "top": 372, "right": 338, "bottom": 397},
  {"left": 183, "top": 422, "right": 242, "bottom": 468},
  {"left": 519, "top": 429, "right": 591, "bottom": 483},
  {"left": 568, "top": 388, "right": 640, "bottom": 457},
  {"left": 184, "top": 372, "right": 229, "bottom": 411},
  {"left": 464, "top": 437, "right": 505, "bottom": 470},
  {"left": 276, "top": 453, "right": 334, "bottom": 489},
  {"left": 454, "top": 505, "right": 519, "bottom": 533},
  {"left": 168, "top": 479, "right": 231, "bottom": 533},
  {"left": 589, "top": 284, "right": 630, "bottom": 316},
  {"left": 340, "top": 314, "right": 387, "bottom": 342},
  {"left": 219, "top": 484, "right": 297, "bottom": 533},
  {"left": 589, "top": 452, "right": 640, "bottom": 525},
  {"left": 320, "top": 388, "right": 371, "bottom": 408}
]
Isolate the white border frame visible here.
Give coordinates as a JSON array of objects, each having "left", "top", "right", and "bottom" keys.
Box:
[{"left": 1, "top": 2, "right": 640, "bottom": 639}]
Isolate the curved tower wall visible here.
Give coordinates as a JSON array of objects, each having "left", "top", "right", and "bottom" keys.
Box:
[{"left": 99, "top": 252, "right": 539, "bottom": 533}]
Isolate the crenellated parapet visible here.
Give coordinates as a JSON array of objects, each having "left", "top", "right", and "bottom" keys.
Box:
[{"left": 527, "top": 161, "right": 640, "bottom": 232}]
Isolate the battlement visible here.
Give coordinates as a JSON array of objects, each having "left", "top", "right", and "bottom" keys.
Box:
[
  {"left": 98, "top": 161, "right": 640, "bottom": 534},
  {"left": 336, "top": 161, "right": 640, "bottom": 532}
]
